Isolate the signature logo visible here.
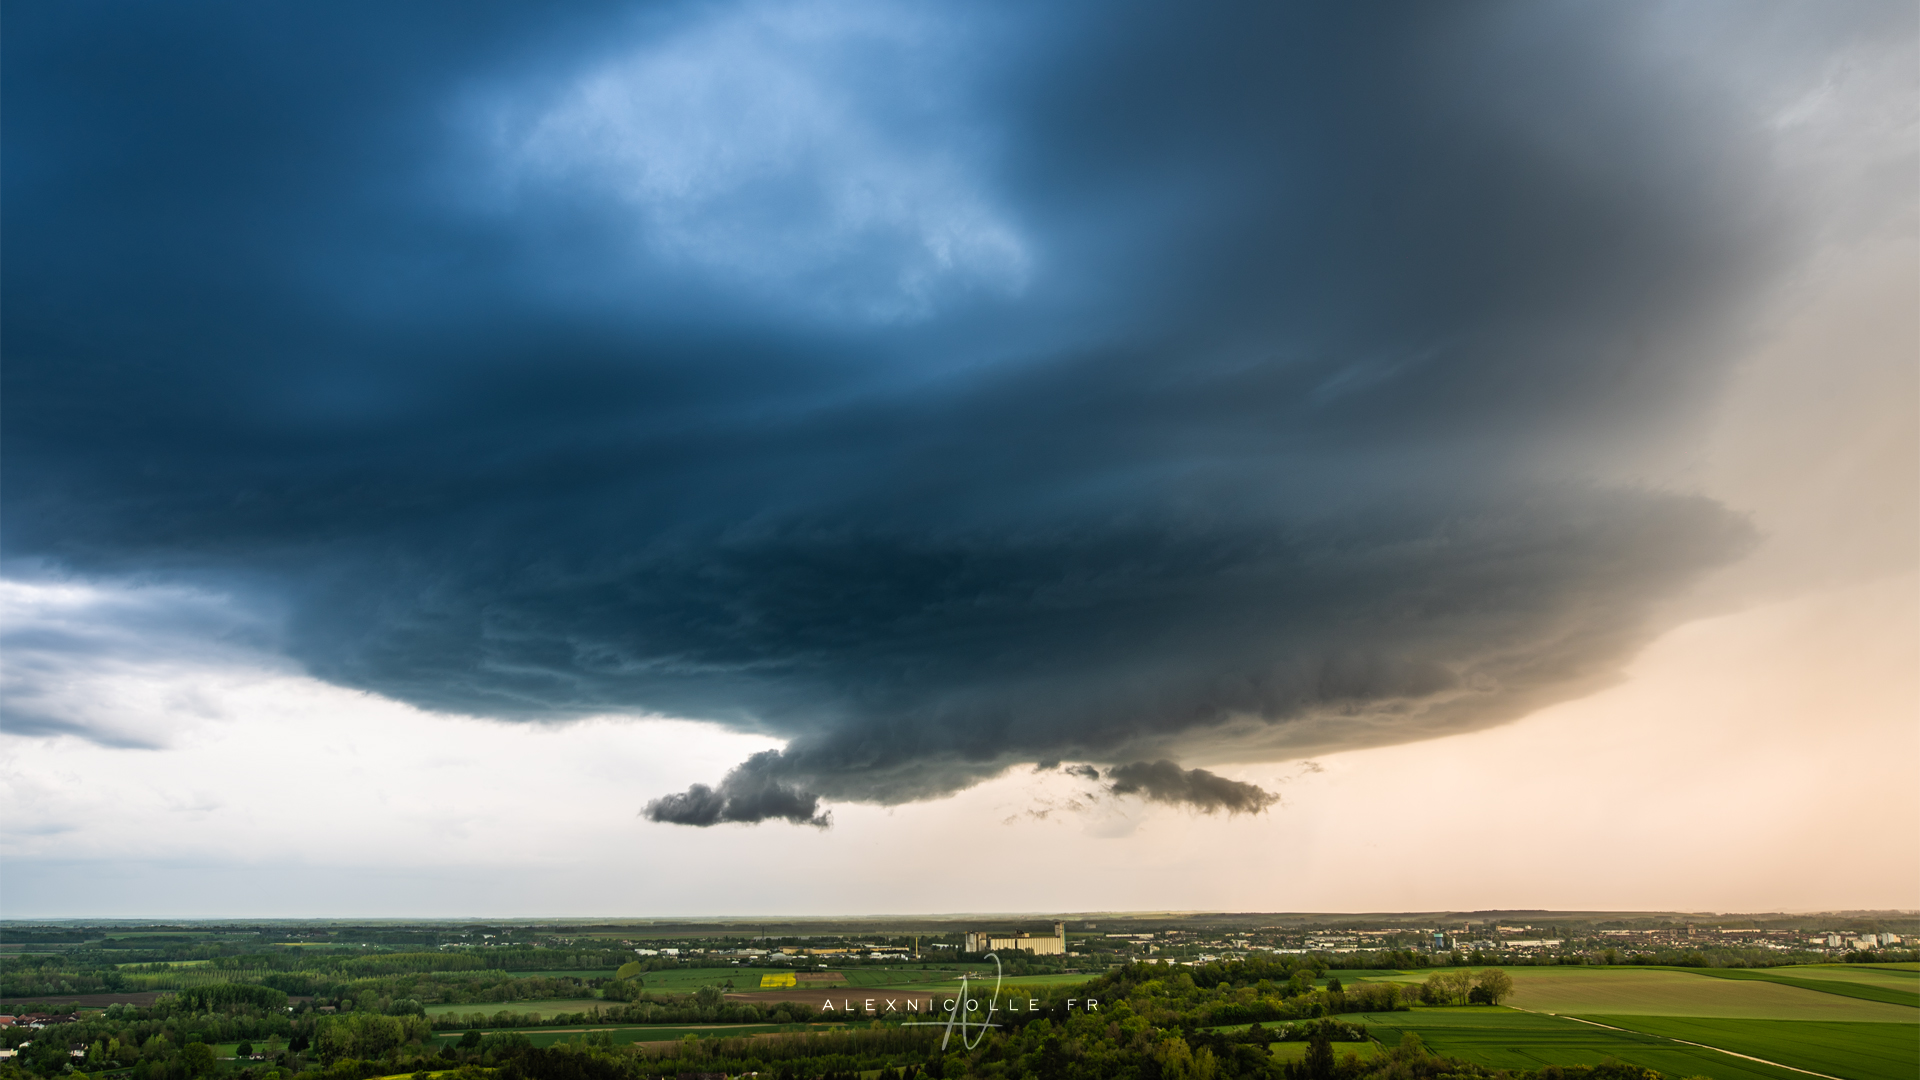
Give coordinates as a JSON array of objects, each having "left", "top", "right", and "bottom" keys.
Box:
[{"left": 888, "top": 954, "right": 1100, "bottom": 1050}]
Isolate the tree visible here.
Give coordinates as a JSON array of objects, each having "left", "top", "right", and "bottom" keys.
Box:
[
  {"left": 1420, "top": 970, "right": 1471, "bottom": 1005},
  {"left": 1393, "top": 1032, "right": 1427, "bottom": 1060},
  {"left": 1473, "top": 968, "right": 1513, "bottom": 1005},
  {"left": 180, "top": 1043, "right": 216, "bottom": 1078},
  {"left": 1294, "top": 1033, "right": 1335, "bottom": 1080}
]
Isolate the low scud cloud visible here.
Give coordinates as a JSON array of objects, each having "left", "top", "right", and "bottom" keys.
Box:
[
  {"left": 642, "top": 755, "right": 1278, "bottom": 826},
  {"left": 1104, "top": 762, "right": 1279, "bottom": 816},
  {"left": 2, "top": 2, "right": 1909, "bottom": 827},
  {"left": 643, "top": 750, "right": 833, "bottom": 828}
]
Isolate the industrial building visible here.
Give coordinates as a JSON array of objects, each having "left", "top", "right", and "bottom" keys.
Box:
[{"left": 965, "top": 921, "right": 1067, "bottom": 955}]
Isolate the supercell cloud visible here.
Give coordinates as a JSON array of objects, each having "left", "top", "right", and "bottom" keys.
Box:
[{"left": 3, "top": 2, "right": 1910, "bottom": 823}]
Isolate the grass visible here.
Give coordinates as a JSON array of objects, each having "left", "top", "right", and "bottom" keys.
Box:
[
  {"left": 424, "top": 999, "right": 605, "bottom": 1019},
  {"left": 1367, "top": 965, "right": 1918, "bottom": 1021},
  {"left": 624, "top": 963, "right": 1038, "bottom": 993},
  {"left": 1267, "top": 1040, "right": 1380, "bottom": 1063},
  {"left": 428, "top": 1023, "right": 860, "bottom": 1049},
  {"left": 1586, "top": 1015, "right": 1920, "bottom": 1080},
  {"left": 113, "top": 960, "right": 212, "bottom": 969},
  {"left": 811, "top": 966, "right": 1003, "bottom": 989},
  {"left": 1324, "top": 969, "right": 1411, "bottom": 983},
  {"left": 1783, "top": 964, "right": 1920, "bottom": 987},
  {"left": 620, "top": 967, "right": 746, "bottom": 990},
  {"left": 430, "top": 1023, "right": 812, "bottom": 1048},
  {"left": 1678, "top": 966, "right": 1919, "bottom": 1008},
  {"left": 881, "top": 972, "right": 1094, "bottom": 994},
  {"left": 117, "top": 969, "right": 274, "bottom": 990},
  {"left": 1354, "top": 1008, "right": 1809, "bottom": 1080}
]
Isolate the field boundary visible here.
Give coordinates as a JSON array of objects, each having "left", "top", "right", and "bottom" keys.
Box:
[
  {"left": 1667, "top": 967, "right": 1918, "bottom": 1008},
  {"left": 1523, "top": 1010, "right": 1845, "bottom": 1080}
]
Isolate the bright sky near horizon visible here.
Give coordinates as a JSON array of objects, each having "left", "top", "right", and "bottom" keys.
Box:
[{"left": 2, "top": 1, "right": 1915, "bottom": 917}]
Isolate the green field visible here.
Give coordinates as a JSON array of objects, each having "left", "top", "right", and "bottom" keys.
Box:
[
  {"left": 1267, "top": 1040, "right": 1379, "bottom": 1063},
  {"left": 1369, "top": 965, "right": 1918, "bottom": 1021},
  {"left": 424, "top": 999, "right": 605, "bottom": 1019},
  {"left": 627, "top": 963, "right": 1024, "bottom": 993},
  {"left": 431, "top": 1023, "right": 816, "bottom": 1048},
  {"left": 881, "top": 972, "right": 1095, "bottom": 994},
  {"left": 118, "top": 968, "right": 276, "bottom": 990},
  {"left": 1683, "top": 966, "right": 1920, "bottom": 1007},
  {"left": 621, "top": 966, "right": 761, "bottom": 990},
  {"left": 1588, "top": 1015, "right": 1919, "bottom": 1080},
  {"left": 1783, "top": 964, "right": 1920, "bottom": 988},
  {"left": 114, "top": 960, "right": 212, "bottom": 969},
  {"left": 1337, "top": 963, "right": 1919, "bottom": 1079},
  {"left": 807, "top": 965, "right": 1004, "bottom": 988},
  {"left": 1738, "top": 964, "right": 1920, "bottom": 994},
  {"left": 1354, "top": 1008, "right": 1809, "bottom": 1080}
]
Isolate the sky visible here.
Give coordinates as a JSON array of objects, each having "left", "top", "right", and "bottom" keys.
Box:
[{"left": 2, "top": 0, "right": 1915, "bottom": 918}]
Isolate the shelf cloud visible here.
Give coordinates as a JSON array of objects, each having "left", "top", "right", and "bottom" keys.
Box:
[{"left": 3, "top": 1, "right": 1909, "bottom": 827}]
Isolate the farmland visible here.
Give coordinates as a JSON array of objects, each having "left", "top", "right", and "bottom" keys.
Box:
[
  {"left": 1587, "top": 1016, "right": 1919, "bottom": 1080},
  {"left": 631, "top": 963, "right": 1006, "bottom": 993},
  {"left": 430, "top": 1023, "right": 818, "bottom": 1048},
  {"left": 1683, "top": 966, "right": 1919, "bottom": 1007},
  {"left": 1337, "top": 963, "right": 1917, "bottom": 1080},
  {"left": 423, "top": 998, "right": 604, "bottom": 1019},
  {"left": 1267, "top": 1039, "right": 1380, "bottom": 1063},
  {"left": 1361, "top": 963, "right": 1920, "bottom": 1020},
  {"left": 871, "top": 971, "right": 1096, "bottom": 993},
  {"left": 1353, "top": 1008, "right": 1814, "bottom": 1080}
]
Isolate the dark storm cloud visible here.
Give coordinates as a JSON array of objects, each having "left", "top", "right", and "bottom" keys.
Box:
[
  {"left": 4, "top": 3, "right": 1902, "bottom": 818},
  {"left": 641, "top": 751, "right": 832, "bottom": 828},
  {"left": 1105, "top": 762, "right": 1278, "bottom": 816}
]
